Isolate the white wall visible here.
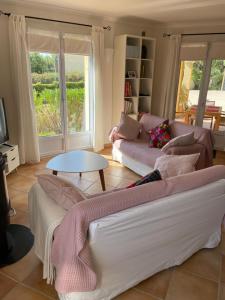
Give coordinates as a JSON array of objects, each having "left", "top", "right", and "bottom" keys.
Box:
[{"left": 0, "top": 1, "right": 160, "bottom": 146}]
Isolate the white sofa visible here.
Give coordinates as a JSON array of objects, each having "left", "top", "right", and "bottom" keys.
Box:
[{"left": 29, "top": 166, "right": 225, "bottom": 300}]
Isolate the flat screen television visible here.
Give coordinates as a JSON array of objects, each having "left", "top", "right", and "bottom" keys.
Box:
[{"left": 0, "top": 98, "right": 9, "bottom": 145}]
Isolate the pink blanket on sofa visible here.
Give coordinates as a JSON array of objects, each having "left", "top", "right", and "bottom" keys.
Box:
[{"left": 51, "top": 165, "right": 225, "bottom": 293}]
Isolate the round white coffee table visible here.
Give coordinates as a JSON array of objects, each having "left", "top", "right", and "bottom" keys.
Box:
[{"left": 46, "top": 150, "right": 109, "bottom": 191}]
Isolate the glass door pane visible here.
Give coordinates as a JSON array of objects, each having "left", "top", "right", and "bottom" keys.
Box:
[
  {"left": 30, "top": 52, "right": 62, "bottom": 136},
  {"left": 176, "top": 60, "right": 204, "bottom": 125},
  {"left": 64, "top": 54, "right": 90, "bottom": 133},
  {"left": 203, "top": 59, "right": 225, "bottom": 131}
]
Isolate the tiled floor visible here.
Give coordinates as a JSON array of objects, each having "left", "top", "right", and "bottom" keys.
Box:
[{"left": 1, "top": 148, "right": 225, "bottom": 300}]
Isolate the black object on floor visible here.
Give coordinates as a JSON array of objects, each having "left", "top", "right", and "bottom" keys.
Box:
[{"left": 0, "top": 153, "right": 34, "bottom": 267}]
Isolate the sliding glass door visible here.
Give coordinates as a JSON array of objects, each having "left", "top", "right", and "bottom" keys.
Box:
[
  {"left": 176, "top": 60, "right": 204, "bottom": 124},
  {"left": 29, "top": 31, "right": 92, "bottom": 155},
  {"left": 176, "top": 41, "right": 225, "bottom": 133}
]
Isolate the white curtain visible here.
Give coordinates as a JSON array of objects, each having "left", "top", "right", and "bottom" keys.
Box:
[
  {"left": 92, "top": 26, "right": 105, "bottom": 152},
  {"left": 9, "top": 15, "right": 40, "bottom": 164},
  {"left": 163, "top": 34, "right": 181, "bottom": 119}
]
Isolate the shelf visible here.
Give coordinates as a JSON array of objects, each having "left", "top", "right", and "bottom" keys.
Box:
[
  {"left": 141, "top": 58, "right": 152, "bottom": 61},
  {"left": 112, "top": 34, "right": 155, "bottom": 124},
  {"left": 125, "top": 77, "right": 139, "bottom": 79},
  {"left": 124, "top": 96, "right": 138, "bottom": 99},
  {"left": 126, "top": 57, "right": 140, "bottom": 60},
  {"left": 127, "top": 113, "right": 138, "bottom": 120}
]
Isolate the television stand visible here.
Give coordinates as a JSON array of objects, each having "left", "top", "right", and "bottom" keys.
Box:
[
  {"left": 0, "top": 154, "right": 33, "bottom": 267},
  {"left": 0, "top": 144, "right": 20, "bottom": 175}
]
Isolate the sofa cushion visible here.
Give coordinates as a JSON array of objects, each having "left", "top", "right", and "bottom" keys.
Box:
[
  {"left": 117, "top": 112, "right": 141, "bottom": 140},
  {"left": 139, "top": 113, "right": 167, "bottom": 141},
  {"left": 38, "top": 174, "right": 86, "bottom": 210},
  {"left": 127, "top": 169, "right": 162, "bottom": 188},
  {"left": 114, "top": 139, "right": 165, "bottom": 167},
  {"left": 161, "top": 131, "right": 196, "bottom": 152},
  {"left": 154, "top": 153, "right": 200, "bottom": 179},
  {"left": 149, "top": 119, "right": 171, "bottom": 148}
]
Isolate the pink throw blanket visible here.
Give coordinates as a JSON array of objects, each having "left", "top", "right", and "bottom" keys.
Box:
[{"left": 51, "top": 165, "right": 225, "bottom": 293}]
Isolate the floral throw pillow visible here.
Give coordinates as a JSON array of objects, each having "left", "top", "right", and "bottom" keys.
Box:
[{"left": 149, "top": 119, "right": 171, "bottom": 148}]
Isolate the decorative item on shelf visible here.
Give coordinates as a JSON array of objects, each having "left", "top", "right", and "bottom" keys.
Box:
[
  {"left": 124, "top": 99, "right": 133, "bottom": 114},
  {"left": 141, "top": 45, "right": 147, "bottom": 59},
  {"left": 128, "top": 71, "right": 136, "bottom": 78},
  {"left": 124, "top": 80, "right": 133, "bottom": 97},
  {"left": 142, "top": 31, "right": 146, "bottom": 37}
]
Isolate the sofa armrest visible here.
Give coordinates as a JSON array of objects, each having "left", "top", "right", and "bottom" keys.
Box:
[
  {"left": 164, "top": 143, "right": 203, "bottom": 156},
  {"left": 109, "top": 126, "right": 121, "bottom": 143}
]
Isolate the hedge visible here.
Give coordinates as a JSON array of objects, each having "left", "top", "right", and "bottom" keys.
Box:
[
  {"left": 32, "top": 72, "right": 84, "bottom": 84},
  {"left": 33, "top": 81, "right": 84, "bottom": 93}
]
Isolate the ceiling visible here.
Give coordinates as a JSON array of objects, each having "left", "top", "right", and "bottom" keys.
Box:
[{"left": 3, "top": 0, "right": 225, "bottom": 24}]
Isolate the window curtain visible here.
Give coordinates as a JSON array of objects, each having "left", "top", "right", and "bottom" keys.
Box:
[
  {"left": 163, "top": 34, "right": 181, "bottom": 119},
  {"left": 9, "top": 15, "right": 40, "bottom": 163},
  {"left": 92, "top": 26, "right": 104, "bottom": 152}
]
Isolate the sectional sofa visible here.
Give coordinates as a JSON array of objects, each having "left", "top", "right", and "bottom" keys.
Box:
[
  {"left": 29, "top": 165, "right": 225, "bottom": 300},
  {"left": 111, "top": 113, "right": 214, "bottom": 176}
]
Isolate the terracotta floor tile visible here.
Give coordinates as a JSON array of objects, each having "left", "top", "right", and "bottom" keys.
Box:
[
  {"left": 116, "top": 178, "right": 134, "bottom": 188},
  {"left": 84, "top": 181, "right": 115, "bottom": 194},
  {"left": 104, "top": 174, "right": 125, "bottom": 187},
  {"left": 23, "top": 263, "right": 58, "bottom": 299},
  {"left": 1, "top": 248, "right": 40, "bottom": 282},
  {"left": 2, "top": 284, "right": 51, "bottom": 300},
  {"left": 79, "top": 171, "right": 101, "bottom": 181},
  {"left": 10, "top": 192, "right": 28, "bottom": 212},
  {"left": 178, "top": 248, "right": 221, "bottom": 282},
  {"left": 8, "top": 187, "right": 25, "bottom": 199},
  {"left": 135, "top": 269, "right": 172, "bottom": 299},
  {"left": 8, "top": 176, "right": 37, "bottom": 193},
  {"left": 114, "top": 288, "right": 156, "bottom": 300},
  {"left": 10, "top": 209, "right": 29, "bottom": 227},
  {"left": 0, "top": 273, "right": 17, "bottom": 299},
  {"left": 166, "top": 270, "right": 218, "bottom": 300},
  {"left": 104, "top": 165, "right": 130, "bottom": 178}
]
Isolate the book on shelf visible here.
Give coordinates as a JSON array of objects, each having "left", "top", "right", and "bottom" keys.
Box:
[
  {"left": 124, "top": 99, "right": 133, "bottom": 114},
  {"left": 124, "top": 80, "right": 133, "bottom": 97}
]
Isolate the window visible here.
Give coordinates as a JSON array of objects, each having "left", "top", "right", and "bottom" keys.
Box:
[{"left": 30, "top": 52, "right": 61, "bottom": 136}]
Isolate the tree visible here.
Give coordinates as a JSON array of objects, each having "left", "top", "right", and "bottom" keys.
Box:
[
  {"left": 191, "top": 60, "right": 225, "bottom": 90},
  {"left": 191, "top": 61, "right": 204, "bottom": 90},
  {"left": 208, "top": 60, "right": 225, "bottom": 90},
  {"left": 30, "top": 53, "right": 57, "bottom": 74}
]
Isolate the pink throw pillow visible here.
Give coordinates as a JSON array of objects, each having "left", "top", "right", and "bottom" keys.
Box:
[
  {"left": 149, "top": 119, "right": 171, "bottom": 148},
  {"left": 161, "top": 131, "right": 196, "bottom": 152},
  {"left": 154, "top": 153, "right": 200, "bottom": 179},
  {"left": 117, "top": 112, "right": 141, "bottom": 140},
  {"left": 38, "top": 174, "right": 86, "bottom": 210}
]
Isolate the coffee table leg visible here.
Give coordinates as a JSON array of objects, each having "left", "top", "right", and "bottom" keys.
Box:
[
  {"left": 99, "top": 169, "right": 106, "bottom": 191},
  {"left": 53, "top": 170, "right": 58, "bottom": 176}
]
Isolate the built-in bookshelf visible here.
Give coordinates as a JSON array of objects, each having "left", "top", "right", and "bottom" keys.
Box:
[{"left": 112, "top": 34, "right": 156, "bottom": 124}]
